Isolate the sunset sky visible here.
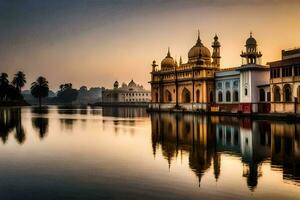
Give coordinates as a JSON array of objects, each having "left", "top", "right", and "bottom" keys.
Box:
[{"left": 0, "top": 0, "right": 300, "bottom": 90}]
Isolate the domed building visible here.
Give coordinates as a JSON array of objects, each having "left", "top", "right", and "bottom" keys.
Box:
[
  {"left": 150, "top": 31, "right": 221, "bottom": 111},
  {"left": 102, "top": 80, "right": 151, "bottom": 104},
  {"left": 150, "top": 32, "right": 270, "bottom": 113}
]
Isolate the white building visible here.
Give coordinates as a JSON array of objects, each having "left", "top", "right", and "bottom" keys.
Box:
[
  {"left": 237, "top": 33, "right": 270, "bottom": 113},
  {"left": 102, "top": 80, "right": 151, "bottom": 103},
  {"left": 214, "top": 33, "right": 270, "bottom": 113}
]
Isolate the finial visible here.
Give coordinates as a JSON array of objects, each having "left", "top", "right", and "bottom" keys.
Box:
[
  {"left": 179, "top": 56, "right": 182, "bottom": 65},
  {"left": 197, "top": 29, "right": 201, "bottom": 44},
  {"left": 250, "top": 31, "right": 253, "bottom": 37},
  {"left": 214, "top": 33, "right": 218, "bottom": 40},
  {"left": 167, "top": 47, "right": 171, "bottom": 57}
]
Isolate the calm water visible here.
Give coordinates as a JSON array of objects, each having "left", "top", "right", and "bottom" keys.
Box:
[{"left": 0, "top": 106, "right": 299, "bottom": 200}]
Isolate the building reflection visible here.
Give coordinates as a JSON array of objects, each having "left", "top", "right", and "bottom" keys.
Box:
[
  {"left": 102, "top": 107, "right": 148, "bottom": 135},
  {"left": 102, "top": 107, "right": 148, "bottom": 118},
  {"left": 270, "top": 122, "right": 300, "bottom": 184},
  {"left": 151, "top": 113, "right": 300, "bottom": 190}
]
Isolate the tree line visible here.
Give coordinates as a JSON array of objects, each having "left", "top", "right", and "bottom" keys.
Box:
[{"left": 0, "top": 71, "right": 79, "bottom": 107}]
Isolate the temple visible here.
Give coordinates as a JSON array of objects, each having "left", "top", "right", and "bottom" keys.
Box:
[{"left": 149, "top": 31, "right": 270, "bottom": 113}]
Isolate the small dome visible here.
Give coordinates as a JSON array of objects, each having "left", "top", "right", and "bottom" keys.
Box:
[
  {"left": 113, "top": 81, "right": 119, "bottom": 88},
  {"left": 212, "top": 34, "right": 220, "bottom": 47},
  {"left": 188, "top": 33, "right": 211, "bottom": 64},
  {"left": 128, "top": 80, "right": 136, "bottom": 88},
  {"left": 161, "top": 48, "right": 175, "bottom": 70},
  {"left": 246, "top": 32, "right": 257, "bottom": 46}
]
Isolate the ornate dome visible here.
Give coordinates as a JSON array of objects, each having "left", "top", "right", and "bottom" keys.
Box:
[
  {"left": 188, "top": 32, "right": 211, "bottom": 64},
  {"left": 246, "top": 32, "right": 257, "bottom": 46},
  {"left": 161, "top": 48, "right": 175, "bottom": 70}
]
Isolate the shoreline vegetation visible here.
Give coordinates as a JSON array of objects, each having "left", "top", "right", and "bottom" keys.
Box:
[{"left": 0, "top": 71, "right": 101, "bottom": 108}]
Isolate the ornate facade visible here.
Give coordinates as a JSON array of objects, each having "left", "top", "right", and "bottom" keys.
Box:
[
  {"left": 149, "top": 32, "right": 220, "bottom": 111},
  {"left": 149, "top": 32, "right": 270, "bottom": 113},
  {"left": 102, "top": 80, "right": 151, "bottom": 103}
]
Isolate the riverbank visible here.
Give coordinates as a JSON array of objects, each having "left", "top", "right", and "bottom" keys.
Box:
[{"left": 0, "top": 100, "right": 30, "bottom": 107}]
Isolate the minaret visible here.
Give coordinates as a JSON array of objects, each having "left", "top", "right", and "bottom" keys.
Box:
[
  {"left": 240, "top": 32, "right": 262, "bottom": 65},
  {"left": 212, "top": 34, "right": 221, "bottom": 68}
]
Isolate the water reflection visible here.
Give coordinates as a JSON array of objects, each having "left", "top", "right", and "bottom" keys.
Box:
[
  {"left": 151, "top": 113, "right": 300, "bottom": 190},
  {"left": 0, "top": 106, "right": 299, "bottom": 199},
  {"left": 101, "top": 107, "right": 148, "bottom": 118},
  {"left": 31, "top": 107, "right": 49, "bottom": 139},
  {"left": 0, "top": 108, "right": 25, "bottom": 144}
]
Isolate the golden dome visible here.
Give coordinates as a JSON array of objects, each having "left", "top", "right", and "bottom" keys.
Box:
[
  {"left": 161, "top": 48, "right": 175, "bottom": 70},
  {"left": 188, "top": 32, "right": 211, "bottom": 65}
]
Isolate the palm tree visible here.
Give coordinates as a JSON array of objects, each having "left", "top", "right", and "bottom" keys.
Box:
[
  {"left": 31, "top": 77, "right": 49, "bottom": 107},
  {"left": 12, "top": 71, "right": 26, "bottom": 92},
  {"left": 0, "top": 73, "right": 9, "bottom": 101}
]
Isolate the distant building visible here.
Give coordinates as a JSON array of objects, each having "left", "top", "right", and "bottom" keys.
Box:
[
  {"left": 102, "top": 80, "right": 151, "bottom": 103},
  {"left": 269, "top": 48, "right": 300, "bottom": 113}
]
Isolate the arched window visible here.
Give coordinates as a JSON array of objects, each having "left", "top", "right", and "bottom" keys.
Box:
[
  {"left": 182, "top": 88, "right": 191, "bottom": 103},
  {"left": 233, "top": 91, "right": 239, "bottom": 102},
  {"left": 273, "top": 86, "right": 281, "bottom": 102},
  {"left": 164, "top": 90, "right": 172, "bottom": 103},
  {"left": 196, "top": 90, "right": 200, "bottom": 103},
  {"left": 218, "top": 91, "right": 223, "bottom": 102},
  {"left": 259, "top": 88, "right": 265, "bottom": 102},
  {"left": 283, "top": 84, "right": 292, "bottom": 102},
  {"left": 226, "top": 91, "right": 231, "bottom": 102}
]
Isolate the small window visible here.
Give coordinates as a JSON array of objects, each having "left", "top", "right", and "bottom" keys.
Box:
[
  {"left": 233, "top": 80, "right": 239, "bottom": 88},
  {"left": 245, "top": 88, "right": 248, "bottom": 96},
  {"left": 225, "top": 82, "right": 230, "bottom": 88},
  {"left": 217, "top": 82, "right": 222, "bottom": 89}
]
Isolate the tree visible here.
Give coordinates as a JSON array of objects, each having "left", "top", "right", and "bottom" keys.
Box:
[
  {"left": 12, "top": 71, "right": 26, "bottom": 93},
  {"left": 57, "top": 83, "right": 78, "bottom": 104},
  {"left": 6, "top": 84, "right": 21, "bottom": 101},
  {"left": 0, "top": 73, "right": 9, "bottom": 101},
  {"left": 31, "top": 77, "right": 49, "bottom": 107}
]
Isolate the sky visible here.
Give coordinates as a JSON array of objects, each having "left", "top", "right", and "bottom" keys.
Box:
[{"left": 0, "top": 0, "right": 300, "bottom": 90}]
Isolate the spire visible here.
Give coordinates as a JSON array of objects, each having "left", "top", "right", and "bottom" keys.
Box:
[
  {"left": 179, "top": 56, "right": 182, "bottom": 65},
  {"left": 167, "top": 47, "right": 171, "bottom": 57},
  {"left": 196, "top": 29, "right": 202, "bottom": 45}
]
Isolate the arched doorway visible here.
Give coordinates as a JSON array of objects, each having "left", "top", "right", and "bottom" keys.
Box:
[
  {"left": 218, "top": 91, "right": 223, "bottom": 102},
  {"left": 233, "top": 91, "right": 239, "bottom": 102},
  {"left": 196, "top": 90, "right": 200, "bottom": 103},
  {"left": 164, "top": 90, "right": 172, "bottom": 103},
  {"left": 182, "top": 88, "right": 191, "bottom": 103},
  {"left": 259, "top": 88, "right": 265, "bottom": 102},
  {"left": 226, "top": 91, "right": 231, "bottom": 102},
  {"left": 273, "top": 86, "right": 281, "bottom": 102},
  {"left": 283, "top": 84, "right": 292, "bottom": 102}
]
